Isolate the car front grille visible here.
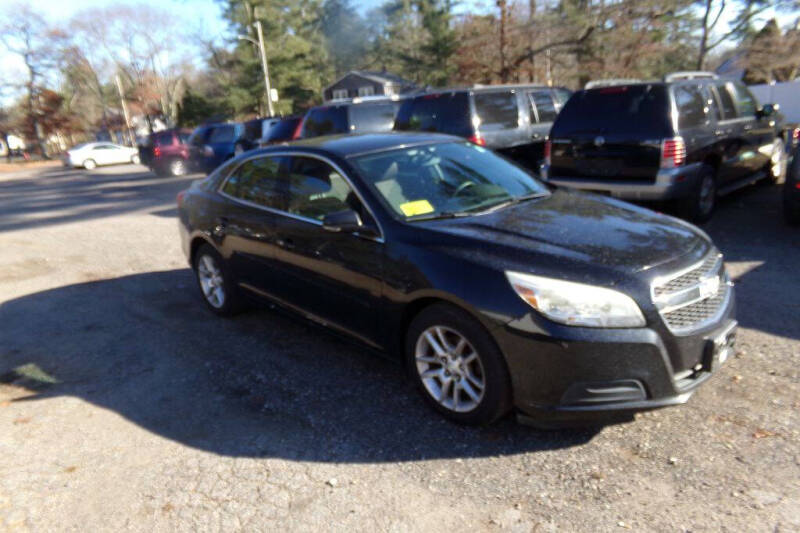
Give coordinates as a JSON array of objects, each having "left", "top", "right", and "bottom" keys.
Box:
[{"left": 652, "top": 251, "right": 731, "bottom": 335}]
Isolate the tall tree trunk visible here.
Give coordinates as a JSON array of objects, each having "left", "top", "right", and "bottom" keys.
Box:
[
  {"left": 697, "top": 0, "right": 713, "bottom": 70},
  {"left": 497, "top": 0, "right": 509, "bottom": 82}
]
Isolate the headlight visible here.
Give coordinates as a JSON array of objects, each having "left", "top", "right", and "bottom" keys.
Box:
[{"left": 505, "top": 271, "right": 645, "bottom": 328}]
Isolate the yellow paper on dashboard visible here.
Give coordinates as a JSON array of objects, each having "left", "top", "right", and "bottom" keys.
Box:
[{"left": 399, "top": 199, "right": 435, "bottom": 216}]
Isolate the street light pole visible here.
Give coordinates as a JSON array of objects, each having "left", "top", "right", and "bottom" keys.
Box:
[{"left": 239, "top": 21, "right": 275, "bottom": 117}]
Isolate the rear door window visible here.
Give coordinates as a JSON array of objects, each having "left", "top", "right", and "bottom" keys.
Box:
[
  {"left": 528, "top": 90, "right": 557, "bottom": 123},
  {"left": 393, "top": 93, "right": 472, "bottom": 137},
  {"left": 302, "top": 107, "right": 348, "bottom": 138},
  {"left": 349, "top": 102, "right": 400, "bottom": 133},
  {"left": 673, "top": 85, "right": 707, "bottom": 128},
  {"left": 221, "top": 155, "right": 288, "bottom": 210},
  {"left": 714, "top": 84, "right": 737, "bottom": 120},
  {"left": 553, "top": 85, "right": 671, "bottom": 136},
  {"left": 208, "top": 125, "right": 236, "bottom": 144},
  {"left": 474, "top": 91, "right": 519, "bottom": 130},
  {"left": 731, "top": 83, "right": 757, "bottom": 118}
]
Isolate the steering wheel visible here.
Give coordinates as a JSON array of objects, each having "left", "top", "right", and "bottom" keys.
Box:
[{"left": 452, "top": 181, "right": 476, "bottom": 197}]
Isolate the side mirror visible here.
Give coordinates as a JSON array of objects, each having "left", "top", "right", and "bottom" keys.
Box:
[{"left": 322, "top": 209, "right": 363, "bottom": 233}]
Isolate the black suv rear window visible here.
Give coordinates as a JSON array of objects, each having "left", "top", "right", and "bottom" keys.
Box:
[
  {"left": 394, "top": 93, "right": 472, "bottom": 137},
  {"left": 553, "top": 85, "right": 671, "bottom": 135},
  {"left": 350, "top": 102, "right": 400, "bottom": 133},
  {"left": 474, "top": 92, "right": 519, "bottom": 129},
  {"left": 302, "top": 107, "right": 348, "bottom": 138}
]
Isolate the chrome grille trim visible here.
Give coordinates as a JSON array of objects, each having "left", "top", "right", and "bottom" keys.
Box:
[{"left": 651, "top": 251, "right": 731, "bottom": 335}]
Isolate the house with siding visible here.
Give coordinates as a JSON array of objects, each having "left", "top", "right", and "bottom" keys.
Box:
[{"left": 323, "top": 71, "right": 417, "bottom": 102}]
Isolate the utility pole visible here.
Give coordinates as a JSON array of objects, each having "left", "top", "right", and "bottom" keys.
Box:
[
  {"left": 255, "top": 20, "right": 275, "bottom": 116},
  {"left": 115, "top": 74, "right": 135, "bottom": 145},
  {"left": 239, "top": 21, "right": 275, "bottom": 116}
]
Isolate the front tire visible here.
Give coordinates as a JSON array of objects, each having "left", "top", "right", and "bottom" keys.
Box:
[
  {"left": 678, "top": 164, "right": 716, "bottom": 223},
  {"left": 193, "top": 244, "right": 244, "bottom": 316},
  {"left": 405, "top": 303, "right": 512, "bottom": 425},
  {"left": 767, "top": 138, "right": 787, "bottom": 184}
]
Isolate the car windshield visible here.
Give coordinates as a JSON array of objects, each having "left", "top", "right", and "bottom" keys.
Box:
[{"left": 351, "top": 142, "right": 549, "bottom": 220}]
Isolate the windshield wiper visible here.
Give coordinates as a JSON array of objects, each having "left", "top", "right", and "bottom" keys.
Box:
[
  {"left": 474, "top": 192, "right": 550, "bottom": 214},
  {"left": 410, "top": 211, "right": 473, "bottom": 221}
]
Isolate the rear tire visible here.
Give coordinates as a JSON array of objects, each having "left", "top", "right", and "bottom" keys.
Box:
[
  {"left": 83, "top": 159, "right": 97, "bottom": 170},
  {"left": 405, "top": 303, "right": 512, "bottom": 425},
  {"left": 193, "top": 244, "right": 244, "bottom": 317},
  {"left": 678, "top": 164, "right": 716, "bottom": 223}
]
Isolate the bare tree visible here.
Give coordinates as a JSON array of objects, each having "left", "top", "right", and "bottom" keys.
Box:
[{"left": 0, "top": 3, "right": 57, "bottom": 157}]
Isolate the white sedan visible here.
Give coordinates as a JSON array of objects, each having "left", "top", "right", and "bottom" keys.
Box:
[{"left": 63, "top": 142, "right": 140, "bottom": 170}]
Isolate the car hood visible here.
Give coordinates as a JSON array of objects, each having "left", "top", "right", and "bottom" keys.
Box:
[{"left": 415, "top": 189, "right": 711, "bottom": 278}]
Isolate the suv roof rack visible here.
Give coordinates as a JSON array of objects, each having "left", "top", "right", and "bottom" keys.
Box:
[
  {"left": 585, "top": 79, "right": 644, "bottom": 89},
  {"left": 664, "top": 71, "right": 718, "bottom": 82}
]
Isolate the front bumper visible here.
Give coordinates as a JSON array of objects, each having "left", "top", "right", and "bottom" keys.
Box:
[
  {"left": 492, "top": 288, "right": 736, "bottom": 425},
  {"left": 540, "top": 163, "right": 702, "bottom": 201}
]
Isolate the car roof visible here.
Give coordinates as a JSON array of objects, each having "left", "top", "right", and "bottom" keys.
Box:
[{"left": 256, "top": 132, "right": 463, "bottom": 159}]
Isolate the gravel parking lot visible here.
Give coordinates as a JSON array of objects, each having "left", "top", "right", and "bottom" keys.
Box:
[{"left": 1, "top": 163, "right": 798, "bottom": 532}]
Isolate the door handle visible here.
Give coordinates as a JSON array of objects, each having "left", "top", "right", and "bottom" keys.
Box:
[
  {"left": 276, "top": 237, "right": 295, "bottom": 249},
  {"left": 532, "top": 133, "right": 541, "bottom": 140}
]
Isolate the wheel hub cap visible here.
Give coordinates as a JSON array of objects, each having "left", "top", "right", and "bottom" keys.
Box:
[
  {"left": 415, "top": 326, "right": 485, "bottom": 413},
  {"left": 197, "top": 255, "right": 225, "bottom": 308}
]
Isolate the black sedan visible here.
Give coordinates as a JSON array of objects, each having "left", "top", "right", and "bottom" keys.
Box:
[{"left": 177, "top": 133, "right": 737, "bottom": 426}]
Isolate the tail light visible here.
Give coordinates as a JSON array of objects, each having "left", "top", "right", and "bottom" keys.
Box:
[
  {"left": 176, "top": 190, "right": 186, "bottom": 206},
  {"left": 468, "top": 133, "right": 486, "bottom": 146},
  {"left": 292, "top": 117, "right": 305, "bottom": 140},
  {"left": 660, "top": 137, "right": 686, "bottom": 169},
  {"left": 154, "top": 146, "right": 161, "bottom": 158},
  {"left": 792, "top": 127, "right": 799, "bottom": 144},
  {"left": 544, "top": 140, "right": 552, "bottom": 166}
]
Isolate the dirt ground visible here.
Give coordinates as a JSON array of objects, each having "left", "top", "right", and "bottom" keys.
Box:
[{"left": 1, "top": 163, "right": 798, "bottom": 532}]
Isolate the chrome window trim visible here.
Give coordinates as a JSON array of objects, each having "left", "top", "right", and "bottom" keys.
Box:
[{"left": 216, "top": 150, "right": 385, "bottom": 243}]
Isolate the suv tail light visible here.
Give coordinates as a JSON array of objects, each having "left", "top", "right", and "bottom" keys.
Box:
[
  {"left": 154, "top": 146, "right": 161, "bottom": 158},
  {"left": 468, "top": 133, "right": 486, "bottom": 146},
  {"left": 176, "top": 190, "right": 186, "bottom": 206},
  {"left": 660, "top": 137, "right": 686, "bottom": 169},
  {"left": 544, "top": 139, "right": 552, "bottom": 166},
  {"left": 292, "top": 117, "right": 305, "bottom": 140}
]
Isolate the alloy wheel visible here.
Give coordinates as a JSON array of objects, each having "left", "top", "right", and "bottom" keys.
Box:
[
  {"left": 415, "top": 326, "right": 485, "bottom": 413},
  {"left": 197, "top": 254, "right": 226, "bottom": 308},
  {"left": 170, "top": 159, "right": 187, "bottom": 176},
  {"left": 771, "top": 140, "right": 786, "bottom": 181}
]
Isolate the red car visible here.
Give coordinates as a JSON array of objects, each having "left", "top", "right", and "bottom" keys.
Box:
[{"left": 140, "top": 128, "right": 192, "bottom": 177}]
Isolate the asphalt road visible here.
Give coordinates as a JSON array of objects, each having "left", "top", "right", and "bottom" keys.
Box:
[{"left": 1, "top": 163, "right": 798, "bottom": 532}]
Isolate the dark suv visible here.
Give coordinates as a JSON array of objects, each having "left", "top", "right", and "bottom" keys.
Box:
[
  {"left": 393, "top": 85, "right": 571, "bottom": 169},
  {"left": 188, "top": 123, "right": 256, "bottom": 174},
  {"left": 295, "top": 97, "right": 403, "bottom": 140},
  {"left": 140, "top": 128, "right": 192, "bottom": 177},
  {"left": 543, "top": 73, "right": 787, "bottom": 221}
]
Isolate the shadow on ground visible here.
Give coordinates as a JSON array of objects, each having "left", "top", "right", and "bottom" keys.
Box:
[
  {"left": 0, "top": 269, "right": 598, "bottom": 462},
  {"left": 0, "top": 165, "right": 198, "bottom": 232}
]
